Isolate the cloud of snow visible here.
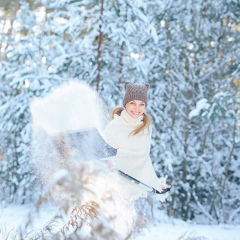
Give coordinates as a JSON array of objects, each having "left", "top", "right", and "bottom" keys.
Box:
[
  {"left": 30, "top": 81, "right": 107, "bottom": 134},
  {"left": 29, "top": 81, "right": 136, "bottom": 238}
]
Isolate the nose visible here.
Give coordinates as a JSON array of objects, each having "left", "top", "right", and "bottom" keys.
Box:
[{"left": 135, "top": 104, "right": 140, "bottom": 111}]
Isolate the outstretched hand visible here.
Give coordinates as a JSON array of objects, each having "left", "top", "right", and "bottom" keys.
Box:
[
  {"left": 158, "top": 176, "right": 171, "bottom": 202},
  {"left": 161, "top": 184, "right": 171, "bottom": 191},
  {"left": 108, "top": 161, "right": 114, "bottom": 171}
]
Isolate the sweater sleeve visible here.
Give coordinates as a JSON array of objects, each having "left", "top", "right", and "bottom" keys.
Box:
[
  {"left": 143, "top": 158, "right": 161, "bottom": 191},
  {"left": 103, "top": 118, "right": 119, "bottom": 149},
  {"left": 138, "top": 159, "right": 169, "bottom": 202}
]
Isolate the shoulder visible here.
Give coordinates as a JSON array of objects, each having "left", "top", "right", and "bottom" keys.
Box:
[
  {"left": 113, "top": 113, "right": 120, "bottom": 120},
  {"left": 104, "top": 115, "right": 121, "bottom": 132},
  {"left": 108, "top": 113, "right": 122, "bottom": 124},
  {"left": 143, "top": 113, "right": 152, "bottom": 134},
  {"left": 144, "top": 123, "right": 152, "bottom": 136}
]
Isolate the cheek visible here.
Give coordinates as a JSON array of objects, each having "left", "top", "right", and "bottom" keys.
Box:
[
  {"left": 125, "top": 107, "right": 132, "bottom": 115},
  {"left": 126, "top": 105, "right": 134, "bottom": 111}
]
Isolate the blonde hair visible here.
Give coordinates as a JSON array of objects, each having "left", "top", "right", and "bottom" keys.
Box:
[{"left": 111, "top": 107, "right": 151, "bottom": 135}]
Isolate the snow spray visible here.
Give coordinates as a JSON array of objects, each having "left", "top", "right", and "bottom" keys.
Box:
[{"left": 30, "top": 81, "right": 135, "bottom": 238}]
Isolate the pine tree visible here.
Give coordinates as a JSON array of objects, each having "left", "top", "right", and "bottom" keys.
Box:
[
  {"left": 147, "top": 0, "right": 240, "bottom": 223},
  {"left": 0, "top": 0, "right": 59, "bottom": 202},
  {"left": 0, "top": 0, "right": 239, "bottom": 224}
]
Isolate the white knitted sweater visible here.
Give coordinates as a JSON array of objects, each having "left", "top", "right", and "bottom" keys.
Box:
[{"left": 103, "top": 109, "right": 162, "bottom": 197}]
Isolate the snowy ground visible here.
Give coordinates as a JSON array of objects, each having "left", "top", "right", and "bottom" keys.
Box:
[
  {"left": 137, "top": 222, "right": 240, "bottom": 240},
  {"left": 0, "top": 203, "right": 239, "bottom": 240}
]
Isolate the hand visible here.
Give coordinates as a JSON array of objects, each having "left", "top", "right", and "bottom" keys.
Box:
[
  {"left": 159, "top": 176, "right": 171, "bottom": 192},
  {"left": 158, "top": 184, "right": 171, "bottom": 202},
  {"left": 108, "top": 162, "right": 114, "bottom": 171},
  {"left": 161, "top": 184, "right": 171, "bottom": 191}
]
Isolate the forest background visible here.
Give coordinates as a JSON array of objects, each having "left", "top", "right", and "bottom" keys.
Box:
[{"left": 0, "top": 0, "right": 240, "bottom": 230}]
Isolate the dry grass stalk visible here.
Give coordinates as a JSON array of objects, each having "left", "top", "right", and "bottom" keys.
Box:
[
  {"left": 0, "top": 227, "right": 17, "bottom": 240},
  {"left": 178, "top": 230, "right": 208, "bottom": 240},
  {"left": 20, "top": 217, "right": 59, "bottom": 240},
  {"left": 60, "top": 201, "right": 99, "bottom": 236},
  {"left": 22, "top": 201, "right": 99, "bottom": 240}
]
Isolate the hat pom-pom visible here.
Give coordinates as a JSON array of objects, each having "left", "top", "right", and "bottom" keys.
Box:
[{"left": 124, "top": 82, "right": 130, "bottom": 89}]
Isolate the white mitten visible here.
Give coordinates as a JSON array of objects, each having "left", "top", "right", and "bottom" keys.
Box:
[
  {"left": 157, "top": 175, "right": 169, "bottom": 203},
  {"left": 159, "top": 175, "right": 167, "bottom": 185}
]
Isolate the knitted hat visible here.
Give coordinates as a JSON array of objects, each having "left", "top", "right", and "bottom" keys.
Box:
[{"left": 123, "top": 82, "right": 150, "bottom": 107}]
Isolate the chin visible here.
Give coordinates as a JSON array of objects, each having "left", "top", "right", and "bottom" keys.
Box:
[{"left": 131, "top": 113, "right": 142, "bottom": 118}]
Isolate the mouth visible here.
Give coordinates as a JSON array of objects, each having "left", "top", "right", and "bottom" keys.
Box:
[{"left": 131, "top": 111, "right": 141, "bottom": 116}]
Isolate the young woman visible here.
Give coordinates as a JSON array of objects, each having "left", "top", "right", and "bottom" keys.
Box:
[{"left": 103, "top": 82, "right": 170, "bottom": 202}]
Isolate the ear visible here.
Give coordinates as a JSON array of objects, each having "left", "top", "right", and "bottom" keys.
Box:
[
  {"left": 145, "top": 83, "right": 150, "bottom": 90},
  {"left": 125, "top": 82, "right": 130, "bottom": 89}
]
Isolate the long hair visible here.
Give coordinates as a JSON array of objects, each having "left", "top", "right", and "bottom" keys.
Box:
[{"left": 111, "top": 107, "right": 151, "bottom": 135}]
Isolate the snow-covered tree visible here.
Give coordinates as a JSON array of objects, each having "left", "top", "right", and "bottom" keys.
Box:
[
  {"left": 146, "top": 0, "right": 240, "bottom": 223},
  {"left": 0, "top": 0, "right": 60, "bottom": 203},
  {"left": 0, "top": 0, "right": 239, "bottom": 225}
]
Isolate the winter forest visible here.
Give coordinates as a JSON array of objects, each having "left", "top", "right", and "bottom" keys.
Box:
[{"left": 0, "top": 0, "right": 240, "bottom": 239}]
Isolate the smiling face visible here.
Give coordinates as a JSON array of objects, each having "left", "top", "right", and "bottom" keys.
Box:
[{"left": 125, "top": 100, "right": 146, "bottom": 118}]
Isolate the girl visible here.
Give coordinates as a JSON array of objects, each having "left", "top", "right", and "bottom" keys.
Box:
[{"left": 103, "top": 82, "right": 170, "bottom": 202}]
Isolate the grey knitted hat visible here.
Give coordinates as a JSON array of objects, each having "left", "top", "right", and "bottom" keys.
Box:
[{"left": 123, "top": 82, "right": 150, "bottom": 107}]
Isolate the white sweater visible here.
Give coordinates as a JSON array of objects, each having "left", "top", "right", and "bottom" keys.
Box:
[{"left": 103, "top": 109, "right": 161, "bottom": 197}]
